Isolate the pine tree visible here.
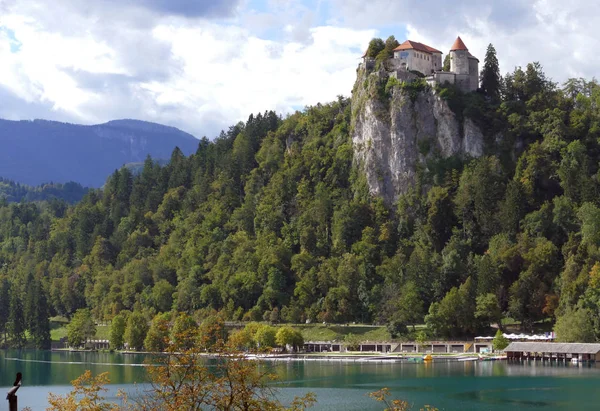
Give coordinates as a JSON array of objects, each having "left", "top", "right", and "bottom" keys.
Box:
[
  {"left": 30, "top": 278, "right": 51, "bottom": 349},
  {"left": 365, "top": 38, "right": 385, "bottom": 59},
  {"left": 0, "top": 278, "right": 10, "bottom": 345},
  {"left": 8, "top": 291, "right": 26, "bottom": 348},
  {"left": 443, "top": 54, "right": 451, "bottom": 71},
  {"left": 480, "top": 43, "right": 501, "bottom": 101}
]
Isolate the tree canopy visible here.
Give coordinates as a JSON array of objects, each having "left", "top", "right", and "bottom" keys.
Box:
[{"left": 2, "top": 54, "right": 600, "bottom": 345}]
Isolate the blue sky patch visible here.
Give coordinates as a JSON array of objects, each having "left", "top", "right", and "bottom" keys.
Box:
[{"left": 0, "top": 27, "right": 22, "bottom": 53}]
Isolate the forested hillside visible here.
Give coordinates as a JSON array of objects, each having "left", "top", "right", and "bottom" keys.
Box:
[
  {"left": 0, "top": 178, "right": 88, "bottom": 204},
  {"left": 2, "top": 46, "right": 600, "bottom": 348}
]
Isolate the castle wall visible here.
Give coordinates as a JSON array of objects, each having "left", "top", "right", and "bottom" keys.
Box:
[
  {"left": 436, "top": 72, "right": 456, "bottom": 85},
  {"left": 394, "top": 49, "right": 435, "bottom": 76},
  {"left": 362, "top": 57, "right": 375, "bottom": 71},
  {"left": 432, "top": 53, "right": 443, "bottom": 71},
  {"left": 455, "top": 74, "right": 472, "bottom": 92},
  {"left": 427, "top": 72, "right": 456, "bottom": 89},
  {"left": 468, "top": 57, "right": 479, "bottom": 91},
  {"left": 390, "top": 69, "right": 419, "bottom": 83},
  {"left": 450, "top": 50, "right": 469, "bottom": 75}
]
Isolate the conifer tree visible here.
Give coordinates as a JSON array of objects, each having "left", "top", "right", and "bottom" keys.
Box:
[
  {"left": 0, "top": 278, "right": 10, "bottom": 345},
  {"left": 480, "top": 43, "right": 501, "bottom": 101},
  {"left": 365, "top": 38, "right": 385, "bottom": 59},
  {"left": 8, "top": 291, "right": 26, "bottom": 348},
  {"left": 30, "top": 279, "right": 51, "bottom": 349},
  {"left": 443, "top": 54, "right": 450, "bottom": 71}
]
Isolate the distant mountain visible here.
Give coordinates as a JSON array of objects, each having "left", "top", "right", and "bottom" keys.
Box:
[
  {"left": 0, "top": 118, "right": 199, "bottom": 187},
  {"left": 0, "top": 177, "right": 88, "bottom": 204}
]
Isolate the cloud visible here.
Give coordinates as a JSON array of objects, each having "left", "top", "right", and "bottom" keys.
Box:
[
  {"left": 109, "top": 0, "right": 243, "bottom": 18},
  {"left": 332, "top": 0, "right": 600, "bottom": 83},
  {"left": 0, "top": 0, "right": 374, "bottom": 138},
  {"left": 4, "top": 0, "right": 599, "bottom": 142}
]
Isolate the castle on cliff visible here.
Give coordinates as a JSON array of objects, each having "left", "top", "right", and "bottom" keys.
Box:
[{"left": 363, "top": 36, "right": 479, "bottom": 93}]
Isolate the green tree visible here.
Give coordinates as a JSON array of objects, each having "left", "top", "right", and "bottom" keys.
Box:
[
  {"left": 151, "top": 279, "right": 175, "bottom": 312},
  {"left": 67, "top": 308, "right": 96, "bottom": 348},
  {"left": 254, "top": 324, "right": 277, "bottom": 349},
  {"left": 480, "top": 43, "right": 501, "bottom": 100},
  {"left": 454, "top": 156, "right": 505, "bottom": 250},
  {"left": 425, "top": 278, "right": 477, "bottom": 338},
  {"left": 492, "top": 329, "right": 510, "bottom": 351},
  {"left": 0, "top": 278, "right": 9, "bottom": 344},
  {"left": 383, "top": 280, "right": 424, "bottom": 337},
  {"left": 171, "top": 312, "right": 198, "bottom": 350},
  {"left": 554, "top": 307, "right": 595, "bottom": 342},
  {"left": 365, "top": 38, "right": 385, "bottom": 59},
  {"left": 343, "top": 333, "right": 363, "bottom": 351},
  {"left": 8, "top": 290, "right": 26, "bottom": 348},
  {"left": 375, "top": 35, "right": 400, "bottom": 69},
  {"left": 124, "top": 311, "right": 149, "bottom": 351},
  {"left": 558, "top": 140, "right": 596, "bottom": 204},
  {"left": 443, "top": 54, "right": 450, "bottom": 71},
  {"left": 475, "top": 293, "right": 503, "bottom": 330},
  {"left": 144, "top": 313, "right": 171, "bottom": 352},
  {"left": 109, "top": 313, "right": 127, "bottom": 350},
  {"left": 29, "top": 278, "right": 51, "bottom": 349},
  {"left": 275, "top": 326, "right": 304, "bottom": 352},
  {"left": 578, "top": 202, "right": 600, "bottom": 247}
]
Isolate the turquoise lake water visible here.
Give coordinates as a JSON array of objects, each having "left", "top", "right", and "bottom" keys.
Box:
[{"left": 2, "top": 350, "right": 600, "bottom": 410}]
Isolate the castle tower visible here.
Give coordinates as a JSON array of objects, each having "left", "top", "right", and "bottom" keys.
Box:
[{"left": 449, "top": 36, "right": 469, "bottom": 75}]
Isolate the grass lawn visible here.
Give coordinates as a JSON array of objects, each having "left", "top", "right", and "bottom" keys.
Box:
[
  {"left": 293, "top": 324, "right": 392, "bottom": 342},
  {"left": 95, "top": 325, "right": 110, "bottom": 339},
  {"left": 50, "top": 322, "right": 67, "bottom": 342},
  {"left": 50, "top": 321, "right": 110, "bottom": 342}
]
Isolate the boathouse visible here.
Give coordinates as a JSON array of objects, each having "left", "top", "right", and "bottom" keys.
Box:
[{"left": 505, "top": 342, "right": 600, "bottom": 362}]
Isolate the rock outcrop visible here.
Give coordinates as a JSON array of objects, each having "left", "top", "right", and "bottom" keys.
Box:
[{"left": 351, "top": 66, "right": 484, "bottom": 204}]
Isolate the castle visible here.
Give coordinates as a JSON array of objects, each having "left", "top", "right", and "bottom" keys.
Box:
[{"left": 363, "top": 36, "right": 479, "bottom": 93}]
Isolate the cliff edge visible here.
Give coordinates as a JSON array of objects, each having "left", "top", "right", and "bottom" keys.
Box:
[{"left": 351, "top": 64, "right": 484, "bottom": 204}]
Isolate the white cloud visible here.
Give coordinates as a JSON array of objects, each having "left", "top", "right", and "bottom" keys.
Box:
[
  {"left": 0, "top": 0, "right": 373, "bottom": 137},
  {"left": 333, "top": 0, "right": 600, "bottom": 84},
  {"left": 4, "top": 0, "right": 600, "bottom": 139}
]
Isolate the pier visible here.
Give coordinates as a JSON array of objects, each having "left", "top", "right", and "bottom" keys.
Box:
[{"left": 505, "top": 342, "right": 600, "bottom": 362}]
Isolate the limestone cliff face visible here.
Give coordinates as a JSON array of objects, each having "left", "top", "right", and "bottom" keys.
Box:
[{"left": 351, "top": 67, "right": 484, "bottom": 204}]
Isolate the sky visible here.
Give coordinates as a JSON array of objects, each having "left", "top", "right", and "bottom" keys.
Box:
[{"left": 0, "top": 0, "right": 599, "bottom": 139}]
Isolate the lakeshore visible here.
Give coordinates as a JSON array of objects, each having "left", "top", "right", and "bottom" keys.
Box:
[{"left": 2, "top": 349, "right": 600, "bottom": 410}]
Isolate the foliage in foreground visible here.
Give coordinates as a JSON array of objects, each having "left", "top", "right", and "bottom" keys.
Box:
[
  {"left": 48, "top": 328, "right": 316, "bottom": 411},
  {"left": 369, "top": 388, "right": 438, "bottom": 411}
]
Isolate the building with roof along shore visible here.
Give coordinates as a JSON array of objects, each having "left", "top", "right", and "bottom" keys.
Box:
[
  {"left": 504, "top": 342, "right": 600, "bottom": 362},
  {"left": 362, "top": 36, "right": 479, "bottom": 93}
]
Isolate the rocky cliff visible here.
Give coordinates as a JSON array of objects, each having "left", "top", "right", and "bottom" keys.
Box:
[{"left": 351, "top": 65, "right": 484, "bottom": 204}]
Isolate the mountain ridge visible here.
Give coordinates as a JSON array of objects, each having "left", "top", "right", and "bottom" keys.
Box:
[{"left": 0, "top": 118, "right": 199, "bottom": 187}]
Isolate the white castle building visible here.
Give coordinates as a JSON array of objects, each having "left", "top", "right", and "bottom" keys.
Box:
[{"left": 364, "top": 36, "right": 480, "bottom": 93}]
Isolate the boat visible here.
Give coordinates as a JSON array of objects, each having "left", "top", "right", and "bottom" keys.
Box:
[{"left": 479, "top": 355, "right": 507, "bottom": 361}]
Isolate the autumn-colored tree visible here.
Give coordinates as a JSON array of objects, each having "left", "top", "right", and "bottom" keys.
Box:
[
  {"left": 49, "top": 324, "right": 316, "bottom": 411},
  {"left": 369, "top": 388, "right": 438, "bottom": 411},
  {"left": 47, "top": 371, "right": 122, "bottom": 411}
]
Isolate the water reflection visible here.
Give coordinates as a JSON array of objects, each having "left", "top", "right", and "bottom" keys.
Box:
[{"left": 2, "top": 351, "right": 600, "bottom": 410}]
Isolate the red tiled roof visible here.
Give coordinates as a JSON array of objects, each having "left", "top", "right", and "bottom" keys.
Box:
[
  {"left": 450, "top": 36, "right": 469, "bottom": 51},
  {"left": 467, "top": 52, "right": 479, "bottom": 62},
  {"left": 393, "top": 40, "right": 442, "bottom": 54}
]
